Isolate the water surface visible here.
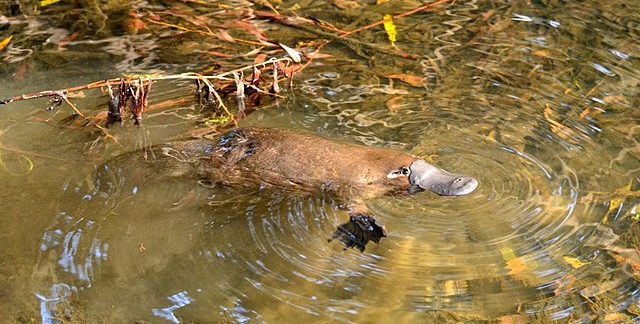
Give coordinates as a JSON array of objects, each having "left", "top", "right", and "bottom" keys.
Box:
[{"left": 1, "top": 0, "right": 640, "bottom": 322}]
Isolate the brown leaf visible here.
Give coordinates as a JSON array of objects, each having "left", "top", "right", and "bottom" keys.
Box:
[
  {"left": 123, "top": 17, "right": 145, "bottom": 35},
  {"left": 543, "top": 104, "right": 575, "bottom": 142},
  {"left": 304, "top": 52, "right": 332, "bottom": 60},
  {"left": 385, "top": 96, "right": 405, "bottom": 112},
  {"left": 278, "top": 62, "right": 302, "bottom": 78},
  {"left": 482, "top": 10, "right": 495, "bottom": 21},
  {"left": 217, "top": 30, "right": 236, "bottom": 43},
  {"left": 224, "top": 20, "right": 267, "bottom": 41},
  {"left": 281, "top": 64, "right": 303, "bottom": 78},
  {"left": 385, "top": 73, "right": 424, "bottom": 87},
  {"left": 488, "top": 18, "right": 512, "bottom": 33},
  {"left": 254, "top": 54, "right": 267, "bottom": 64}
]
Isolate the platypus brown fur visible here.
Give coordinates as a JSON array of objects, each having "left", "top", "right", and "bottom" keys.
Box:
[{"left": 111, "top": 127, "right": 478, "bottom": 251}]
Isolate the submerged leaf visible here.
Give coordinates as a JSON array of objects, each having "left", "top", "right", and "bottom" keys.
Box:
[
  {"left": 0, "top": 36, "right": 12, "bottom": 51},
  {"left": 562, "top": 256, "right": 589, "bottom": 268},
  {"left": 385, "top": 73, "right": 423, "bottom": 87},
  {"left": 506, "top": 258, "right": 528, "bottom": 276},
  {"left": 383, "top": 14, "right": 397, "bottom": 46},
  {"left": 205, "top": 115, "right": 231, "bottom": 125}
]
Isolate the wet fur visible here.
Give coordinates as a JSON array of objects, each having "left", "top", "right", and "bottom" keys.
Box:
[{"left": 110, "top": 127, "right": 417, "bottom": 250}]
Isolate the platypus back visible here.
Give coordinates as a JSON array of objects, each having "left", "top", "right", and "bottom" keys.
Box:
[{"left": 107, "top": 127, "right": 478, "bottom": 251}]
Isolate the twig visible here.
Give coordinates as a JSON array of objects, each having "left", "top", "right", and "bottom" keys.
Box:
[
  {"left": 58, "top": 92, "right": 85, "bottom": 117},
  {"left": 253, "top": 11, "right": 416, "bottom": 60},
  {"left": 0, "top": 57, "right": 293, "bottom": 105}
]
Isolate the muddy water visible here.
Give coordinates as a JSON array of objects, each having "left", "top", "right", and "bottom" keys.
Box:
[{"left": 1, "top": 0, "right": 640, "bottom": 322}]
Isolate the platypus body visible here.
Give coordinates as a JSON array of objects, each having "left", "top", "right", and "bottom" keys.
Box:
[{"left": 112, "top": 127, "right": 478, "bottom": 251}]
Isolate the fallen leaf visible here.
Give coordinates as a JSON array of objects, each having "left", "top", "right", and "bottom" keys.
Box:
[
  {"left": 385, "top": 73, "right": 423, "bottom": 87},
  {"left": 254, "top": 54, "right": 267, "bottom": 64},
  {"left": 488, "top": 18, "right": 512, "bottom": 33},
  {"left": 0, "top": 35, "right": 12, "bottom": 51},
  {"left": 607, "top": 248, "right": 640, "bottom": 273},
  {"left": 385, "top": 96, "right": 405, "bottom": 112},
  {"left": 562, "top": 256, "right": 589, "bottom": 268},
  {"left": 553, "top": 274, "right": 577, "bottom": 296},
  {"left": 482, "top": 10, "right": 495, "bottom": 21},
  {"left": 217, "top": 30, "right": 236, "bottom": 43},
  {"left": 39, "top": 0, "right": 61, "bottom": 6},
  {"left": 123, "top": 17, "right": 145, "bottom": 35},
  {"left": 532, "top": 50, "right": 552, "bottom": 58},
  {"left": 500, "top": 247, "right": 517, "bottom": 260},
  {"left": 383, "top": 14, "right": 397, "bottom": 46},
  {"left": 279, "top": 43, "right": 302, "bottom": 63},
  {"left": 13, "top": 63, "right": 27, "bottom": 82},
  {"left": 543, "top": 103, "right": 575, "bottom": 142},
  {"left": 331, "top": 0, "right": 361, "bottom": 10},
  {"left": 486, "top": 129, "right": 498, "bottom": 143},
  {"left": 506, "top": 257, "right": 528, "bottom": 276},
  {"left": 304, "top": 51, "right": 333, "bottom": 60},
  {"left": 224, "top": 20, "right": 267, "bottom": 41},
  {"left": 281, "top": 63, "right": 303, "bottom": 78},
  {"left": 500, "top": 247, "right": 529, "bottom": 275},
  {"left": 604, "top": 314, "right": 630, "bottom": 322}
]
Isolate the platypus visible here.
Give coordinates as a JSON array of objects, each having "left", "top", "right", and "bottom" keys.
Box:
[{"left": 114, "top": 127, "right": 478, "bottom": 251}]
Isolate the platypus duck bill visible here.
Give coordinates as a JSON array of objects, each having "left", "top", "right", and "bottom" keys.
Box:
[{"left": 387, "top": 159, "right": 478, "bottom": 196}]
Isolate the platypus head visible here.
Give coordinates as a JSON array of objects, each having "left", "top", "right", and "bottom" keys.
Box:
[{"left": 387, "top": 159, "right": 478, "bottom": 196}]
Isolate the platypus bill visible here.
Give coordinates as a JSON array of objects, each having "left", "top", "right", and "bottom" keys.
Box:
[{"left": 122, "top": 127, "right": 478, "bottom": 251}]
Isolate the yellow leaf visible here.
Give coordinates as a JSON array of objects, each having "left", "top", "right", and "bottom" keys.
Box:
[
  {"left": 383, "top": 14, "right": 397, "bottom": 46},
  {"left": 603, "top": 197, "right": 623, "bottom": 224},
  {"left": 0, "top": 36, "right": 12, "bottom": 52},
  {"left": 563, "top": 256, "right": 589, "bottom": 268},
  {"left": 486, "top": 129, "right": 498, "bottom": 143},
  {"left": 604, "top": 313, "right": 630, "bottom": 322},
  {"left": 500, "top": 247, "right": 516, "bottom": 261},
  {"left": 506, "top": 257, "right": 528, "bottom": 276},
  {"left": 532, "top": 50, "right": 551, "bottom": 58},
  {"left": 607, "top": 197, "right": 623, "bottom": 213},
  {"left": 377, "top": 0, "right": 390, "bottom": 4},
  {"left": 39, "top": 0, "right": 62, "bottom": 6}
]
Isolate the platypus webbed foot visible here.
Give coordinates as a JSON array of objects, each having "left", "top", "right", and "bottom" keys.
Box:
[{"left": 329, "top": 213, "right": 387, "bottom": 252}]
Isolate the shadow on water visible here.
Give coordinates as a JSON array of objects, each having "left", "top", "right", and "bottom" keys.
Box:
[{"left": 1, "top": 0, "right": 640, "bottom": 322}]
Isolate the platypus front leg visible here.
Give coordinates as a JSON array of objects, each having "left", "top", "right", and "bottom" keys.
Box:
[{"left": 330, "top": 212, "right": 387, "bottom": 252}]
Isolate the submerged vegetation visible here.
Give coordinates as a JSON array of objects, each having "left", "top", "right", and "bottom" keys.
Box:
[{"left": 1, "top": 0, "right": 640, "bottom": 322}]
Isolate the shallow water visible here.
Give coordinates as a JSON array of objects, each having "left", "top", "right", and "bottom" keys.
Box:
[{"left": 1, "top": 0, "right": 640, "bottom": 322}]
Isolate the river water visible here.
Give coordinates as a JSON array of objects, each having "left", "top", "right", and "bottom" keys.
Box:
[{"left": 1, "top": 0, "right": 640, "bottom": 322}]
